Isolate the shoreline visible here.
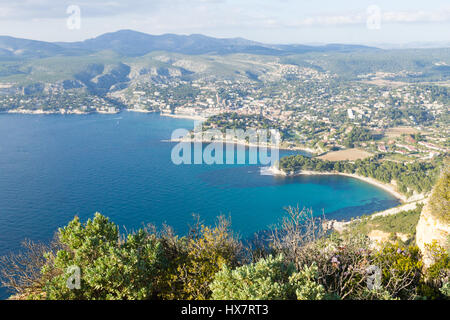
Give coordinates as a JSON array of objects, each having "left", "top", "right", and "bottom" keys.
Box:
[
  {"left": 3, "top": 109, "right": 92, "bottom": 115},
  {"left": 159, "top": 112, "right": 207, "bottom": 121},
  {"left": 2, "top": 109, "right": 204, "bottom": 119},
  {"left": 266, "top": 166, "right": 409, "bottom": 203},
  {"left": 2, "top": 109, "right": 119, "bottom": 115},
  {"left": 125, "top": 108, "right": 157, "bottom": 114},
  {"left": 1, "top": 110, "right": 317, "bottom": 154},
  {"left": 168, "top": 136, "right": 316, "bottom": 154}
]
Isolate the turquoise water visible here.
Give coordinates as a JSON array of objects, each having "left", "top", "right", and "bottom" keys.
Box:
[{"left": 0, "top": 111, "right": 399, "bottom": 298}]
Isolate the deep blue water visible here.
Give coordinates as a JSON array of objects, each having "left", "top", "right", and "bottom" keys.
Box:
[{"left": 0, "top": 111, "right": 399, "bottom": 298}]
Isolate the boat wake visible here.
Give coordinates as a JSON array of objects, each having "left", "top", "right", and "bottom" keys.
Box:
[{"left": 259, "top": 166, "right": 275, "bottom": 176}]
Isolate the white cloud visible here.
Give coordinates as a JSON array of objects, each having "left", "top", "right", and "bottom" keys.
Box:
[
  {"left": 1, "top": 0, "right": 449, "bottom": 43},
  {"left": 0, "top": 0, "right": 226, "bottom": 20},
  {"left": 282, "top": 8, "right": 450, "bottom": 27},
  {"left": 382, "top": 10, "right": 450, "bottom": 23}
]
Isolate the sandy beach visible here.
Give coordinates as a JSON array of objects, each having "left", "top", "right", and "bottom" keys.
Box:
[
  {"left": 169, "top": 136, "right": 316, "bottom": 154},
  {"left": 265, "top": 165, "right": 432, "bottom": 233},
  {"left": 265, "top": 166, "right": 409, "bottom": 202},
  {"left": 125, "top": 108, "right": 157, "bottom": 114},
  {"left": 160, "top": 113, "right": 207, "bottom": 121}
]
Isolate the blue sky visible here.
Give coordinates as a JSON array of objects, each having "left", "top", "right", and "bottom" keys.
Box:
[{"left": 1, "top": 0, "right": 450, "bottom": 45}]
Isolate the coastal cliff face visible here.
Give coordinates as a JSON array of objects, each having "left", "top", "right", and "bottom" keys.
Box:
[
  {"left": 416, "top": 201, "right": 450, "bottom": 266},
  {"left": 416, "top": 168, "right": 449, "bottom": 266}
]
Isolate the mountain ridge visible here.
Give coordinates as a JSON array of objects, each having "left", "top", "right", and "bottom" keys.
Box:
[{"left": 0, "top": 29, "right": 379, "bottom": 59}]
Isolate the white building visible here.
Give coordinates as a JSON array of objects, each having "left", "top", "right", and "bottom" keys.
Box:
[{"left": 347, "top": 109, "right": 355, "bottom": 119}]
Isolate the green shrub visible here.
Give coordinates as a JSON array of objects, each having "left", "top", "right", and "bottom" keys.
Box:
[
  {"left": 2, "top": 210, "right": 448, "bottom": 301},
  {"left": 345, "top": 204, "right": 423, "bottom": 244},
  {"left": 42, "top": 213, "right": 166, "bottom": 300},
  {"left": 374, "top": 243, "right": 423, "bottom": 300},
  {"left": 429, "top": 168, "right": 450, "bottom": 223},
  {"left": 210, "top": 255, "right": 325, "bottom": 300},
  {"left": 440, "top": 282, "right": 450, "bottom": 298},
  {"left": 162, "top": 216, "right": 242, "bottom": 300},
  {"left": 290, "top": 264, "right": 327, "bottom": 300},
  {"left": 273, "top": 231, "right": 375, "bottom": 300},
  {"left": 417, "top": 241, "right": 450, "bottom": 299}
]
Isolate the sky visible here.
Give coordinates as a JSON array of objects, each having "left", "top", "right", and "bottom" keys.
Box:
[{"left": 1, "top": 0, "right": 450, "bottom": 45}]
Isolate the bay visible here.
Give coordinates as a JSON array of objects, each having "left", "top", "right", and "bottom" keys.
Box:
[{"left": 0, "top": 111, "right": 399, "bottom": 298}]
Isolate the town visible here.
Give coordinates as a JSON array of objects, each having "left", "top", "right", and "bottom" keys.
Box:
[
  {"left": 115, "top": 63, "right": 449, "bottom": 160},
  {"left": 0, "top": 58, "right": 448, "bottom": 162}
]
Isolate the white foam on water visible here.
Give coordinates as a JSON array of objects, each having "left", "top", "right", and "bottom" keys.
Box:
[{"left": 259, "top": 166, "right": 275, "bottom": 176}]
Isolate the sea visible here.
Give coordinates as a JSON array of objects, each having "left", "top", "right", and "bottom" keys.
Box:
[{"left": 0, "top": 111, "right": 400, "bottom": 299}]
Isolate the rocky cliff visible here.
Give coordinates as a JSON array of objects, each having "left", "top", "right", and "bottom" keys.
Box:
[{"left": 415, "top": 168, "right": 450, "bottom": 266}]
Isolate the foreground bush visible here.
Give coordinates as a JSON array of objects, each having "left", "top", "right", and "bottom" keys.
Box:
[
  {"left": 270, "top": 207, "right": 377, "bottom": 299},
  {"left": 428, "top": 168, "right": 449, "bottom": 223},
  {"left": 0, "top": 208, "right": 449, "bottom": 300},
  {"left": 373, "top": 243, "right": 423, "bottom": 300},
  {"left": 417, "top": 241, "right": 450, "bottom": 299},
  {"left": 42, "top": 213, "right": 166, "bottom": 300},
  {"left": 268, "top": 207, "right": 448, "bottom": 300},
  {"left": 161, "top": 216, "right": 243, "bottom": 300},
  {"left": 210, "top": 255, "right": 325, "bottom": 300}
]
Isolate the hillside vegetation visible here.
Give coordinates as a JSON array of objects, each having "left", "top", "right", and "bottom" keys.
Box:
[
  {"left": 343, "top": 204, "right": 424, "bottom": 245},
  {"left": 428, "top": 168, "right": 450, "bottom": 223},
  {"left": 1, "top": 208, "right": 448, "bottom": 300},
  {"left": 279, "top": 154, "right": 443, "bottom": 196}
]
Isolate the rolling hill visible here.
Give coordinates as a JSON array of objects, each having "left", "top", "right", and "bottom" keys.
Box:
[
  {"left": 0, "top": 30, "right": 449, "bottom": 98},
  {"left": 0, "top": 29, "right": 378, "bottom": 59}
]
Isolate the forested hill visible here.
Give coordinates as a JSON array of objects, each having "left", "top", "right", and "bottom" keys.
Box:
[
  {"left": 0, "top": 30, "right": 449, "bottom": 99},
  {"left": 278, "top": 154, "right": 444, "bottom": 196}
]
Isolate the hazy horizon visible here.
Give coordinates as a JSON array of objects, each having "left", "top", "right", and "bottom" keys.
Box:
[
  {"left": 2, "top": 28, "right": 450, "bottom": 50},
  {"left": 1, "top": 0, "right": 449, "bottom": 46}
]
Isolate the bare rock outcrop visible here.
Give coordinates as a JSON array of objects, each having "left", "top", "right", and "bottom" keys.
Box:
[{"left": 415, "top": 168, "right": 450, "bottom": 266}]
